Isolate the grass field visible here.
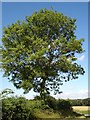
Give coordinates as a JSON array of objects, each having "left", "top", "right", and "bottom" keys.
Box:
[
  {"left": 73, "top": 106, "right": 90, "bottom": 114},
  {"left": 33, "top": 106, "right": 90, "bottom": 118},
  {"left": 34, "top": 109, "right": 61, "bottom": 118}
]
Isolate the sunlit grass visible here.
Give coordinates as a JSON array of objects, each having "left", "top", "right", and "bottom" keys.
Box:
[
  {"left": 73, "top": 106, "right": 90, "bottom": 115},
  {"left": 33, "top": 109, "right": 61, "bottom": 118}
]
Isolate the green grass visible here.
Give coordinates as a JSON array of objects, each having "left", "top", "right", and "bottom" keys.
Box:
[
  {"left": 29, "top": 108, "right": 84, "bottom": 119},
  {"left": 74, "top": 110, "right": 90, "bottom": 115},
  {"left": 34, "top": 106, "right": 90, "bottom": 119},
  {"left": 34, "top": 109, "right": 61, "bottom": 118}
]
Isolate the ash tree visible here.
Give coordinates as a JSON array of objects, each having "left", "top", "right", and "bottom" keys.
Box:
[{"left": 1, "top": 9, "right": 85, "bottom": 99}]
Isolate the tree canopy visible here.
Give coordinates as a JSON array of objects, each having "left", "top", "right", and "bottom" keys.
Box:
[{"left": 1, "top": 9, "right": 85, "bottom": 98}]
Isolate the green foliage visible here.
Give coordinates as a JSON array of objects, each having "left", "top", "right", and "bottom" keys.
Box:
[
  {"left": 69, "top": 98, "right": 90, "bottom": 106},
  {"left": 57, "top": 99, "right": 72, "bottom": 111},
  {"left": 1, "top": 9, "right": 85, "bottom": 98},
  {"left": 57, "top": 99, "right": 79, "bottom": 117},
  {"left": 45, "top": 95, "right": 57, "bottom": 110},
  {"left": 2, "top": 97, "right": 37, "bottom": 120},
  {"left": 82, "top": 98, "right": 90, "bottom": 106},
  {"left": 27, "top": 100, "right": 43, "bottom": 110},
  {"left": 2, "top": 94, "right": 83, "bottom": 119}
]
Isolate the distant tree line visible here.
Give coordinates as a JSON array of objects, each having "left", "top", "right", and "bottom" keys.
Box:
[{"left": 68, "top": 98, "right": 90, "bottom": 106}]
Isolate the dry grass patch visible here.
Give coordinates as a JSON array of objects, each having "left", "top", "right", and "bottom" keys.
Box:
[{"left": 73, "top": 106, "right": 90, "bottom": 111}]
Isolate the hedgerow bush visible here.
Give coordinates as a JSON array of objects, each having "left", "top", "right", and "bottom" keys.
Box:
[
  {"left": 57, "top": 99, "right": 76, "bottom": 117},
  {"left": 2, "top": 97, "right": 37, "bottom": 120},
  {"left": 2, "top": 95, "right": 81, "bottom": 119},
  {"left": 45, "top": 95, "right": 57, "bottom": 110}
]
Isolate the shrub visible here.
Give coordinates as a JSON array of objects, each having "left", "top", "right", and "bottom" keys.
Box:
[
  {"left": 57, "top": 99, "right": 72, "bottom": 111},
  {"left": 57, "top": 99, "right": 73, "bottom": 117},
  {"left": 45, "top": 95, "right": 57, "bottom": 110},
  {"left": 2, "top": 97, "right": 37, "bottom": 120}
]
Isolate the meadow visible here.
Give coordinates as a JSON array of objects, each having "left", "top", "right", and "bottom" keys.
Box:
[
  {"left": 32, "top": 106, "right": 90, "bottom": 118},
  {"left": 24, "top": 106, "right": 90, "bottom": 119},
  {"left": 73, "top": 106, "right": 90, "bottom": 114}
]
